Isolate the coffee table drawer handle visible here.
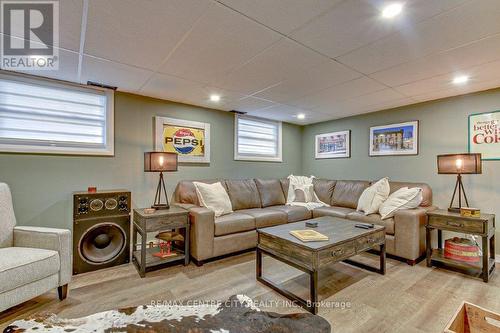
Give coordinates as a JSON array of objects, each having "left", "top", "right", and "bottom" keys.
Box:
[
  {"left": 447, "top": 221, "right": 463, "bottom": 228},
  {"left": 331, "top": 249, "right": 344, "bottom": 257},
  {"left": 366, "top": 237, "right": 375, "bottom": 244}
]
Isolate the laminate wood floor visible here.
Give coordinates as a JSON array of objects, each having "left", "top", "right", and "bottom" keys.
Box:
[{"left": 1, "top": 252, "right": 499, "bottom": 332}]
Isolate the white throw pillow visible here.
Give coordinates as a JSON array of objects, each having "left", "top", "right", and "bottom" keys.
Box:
[
  {"left": 357, "top": 177, "right": 390, "bottom": 215},
  {"left": 379, "top": 187, "right": 423, "bottom": 220},
  {"left": 193, "top": 182, "right": 233, "bottom": 217}
]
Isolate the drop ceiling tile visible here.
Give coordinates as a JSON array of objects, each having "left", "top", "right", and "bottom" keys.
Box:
[
  {"left": 247, "top": 104, "right": 331, "bottom": 124},
  {"left": 254, "top": 59, "right": 362, "bottom": 103},
  {"left": 227, "top": 96, "right": 277, "bottom": 113},
  {"left": 292, "top": 0, "right": 465, "bottom": 59},
  {"left": 80, "top": 56, "right": 154, "bottom": 92},
  {"left": 214, "top": 38, "right": 327, "bottom": 95},
  {"left": 0, "top": 0, "right": 83, "bottom": 51},
  {"left": 85, "top": 0, "right": 210, "bottom": 70},
  {"left": 289, "top": 76, "right": 387, "bottom": 110},
  {"left": 338, "top": 0, "right": 500, "bottom": 74},
  {"left": 371, "top": 33, "right": 500, "bottom": 87},
  {"left": 217, "top": 0, "right": 342, "bottom": 35},
  {"left": 159, "top": 3, "right": 281, "bottom": 84},
  {"left": 1, "top": 47, "right": 79, "bottom": 83}
]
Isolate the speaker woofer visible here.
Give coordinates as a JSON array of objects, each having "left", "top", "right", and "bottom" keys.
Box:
[{"left": 78, "top": 222, "right": 126, "bottom": 265}]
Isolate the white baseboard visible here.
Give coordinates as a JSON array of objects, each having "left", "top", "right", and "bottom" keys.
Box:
[{"left": 496, "top": 258, "right": 500, "bottom": 264}]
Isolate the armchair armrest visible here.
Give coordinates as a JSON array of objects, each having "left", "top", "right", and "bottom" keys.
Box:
[
  {"left": 393, "top": 206, "right": 437, "bottom": 261},
  {"left": 186, "top": 206, "right": 215, "bottom": 261},
  {"left": 14, "top": 226, "right": 72, "bottom": 286}
]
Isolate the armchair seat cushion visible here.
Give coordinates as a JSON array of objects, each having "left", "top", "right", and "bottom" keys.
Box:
[
  {"left": 214, "top": 213, "right": 255, "bottom": 236},
  {"left": 267, "top": 205, "right": 312, "bottom": 222},
  {"left": 0, "top": 247, "right": 60, "bottom": 293},
  {"left": 312, "top": 206, "right": 356, "bottom": 218},
  {"left": 347, "top": 212, "right": 395, "bottom": 235},
  {"left": 237, "top": 208, "right": 287, "bottom": 228}
]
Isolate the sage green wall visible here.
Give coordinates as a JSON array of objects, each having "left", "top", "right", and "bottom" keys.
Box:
[
  {"left": 302, "top": 88, "right": 500, "bottom": 254},
  {"left": 0, "top": 92, "right": 303, "bottom": 230}
]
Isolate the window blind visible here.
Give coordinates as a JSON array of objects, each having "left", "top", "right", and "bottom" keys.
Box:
[
  {"left": 0, "top": 74, "right": 113, "bottom": 155},
  {"left": 235, "top": 115, "right": 282, "bottom": 162}
]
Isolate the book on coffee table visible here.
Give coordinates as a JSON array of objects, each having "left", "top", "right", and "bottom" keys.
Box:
[{"left": 290, "top": 230, "right": 329, "bottom": 242}]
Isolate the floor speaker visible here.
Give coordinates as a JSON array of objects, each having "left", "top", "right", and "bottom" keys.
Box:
[{"left": 73, "top": 190, "right": 131, "bottom": 275}]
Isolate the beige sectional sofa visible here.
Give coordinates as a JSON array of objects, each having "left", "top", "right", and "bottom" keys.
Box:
[{"left": 172, "top": 178, "right": 435, "bottom": 266}]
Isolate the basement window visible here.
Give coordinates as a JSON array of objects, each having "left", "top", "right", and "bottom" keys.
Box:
[
  {"left": 234, "top": 114, "right": 282, "bottom": 162},
  {"left": 0, "top": 73, "right": 114, "bottom": 155}
]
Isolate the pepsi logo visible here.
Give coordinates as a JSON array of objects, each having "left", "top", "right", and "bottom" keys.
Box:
[{"left": 165, "top": 128, "right": 201, "bottom": 154}]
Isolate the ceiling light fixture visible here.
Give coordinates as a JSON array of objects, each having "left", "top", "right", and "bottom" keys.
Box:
[
  {"left": 452, "top": 75, "right": 469, "bottom": 85},
  {"left": 209, "top": 94, "right": 221, "bottom": 102},
  {"left": 297, "top": 113, "right": 306, "bottom": 120},
  {"left": 382, "top": 3, "right": 403, "bottom": 19}
]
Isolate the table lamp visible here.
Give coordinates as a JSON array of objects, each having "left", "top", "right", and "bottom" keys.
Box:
[
  {"left": 144, "top": 152, "right": 178, "bottom": 209},
  {"left": 437, "top": 153, "right": 482, "bottom": 212}
]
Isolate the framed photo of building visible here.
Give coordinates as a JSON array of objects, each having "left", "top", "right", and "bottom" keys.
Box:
[
  {"left": 369, "top": 121, "right": 418, "bottom": 156},
  {"left": 154, "top": 116, "right": 210, "bottom": 163},
  {"left": 315, "top": 130, "right": 350, "bottom": 159},
  {"left": 469, "top": 110, "right": 500, "bottom": 160}
]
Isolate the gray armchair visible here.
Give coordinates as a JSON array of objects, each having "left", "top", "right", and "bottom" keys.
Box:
[{"left": 0, "top": 183, "right": 71, "bottom": 313}]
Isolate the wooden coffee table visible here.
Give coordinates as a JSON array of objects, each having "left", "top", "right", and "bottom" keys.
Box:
[{"left": 256, "top": 216, "right": 386, "bottom": 314}]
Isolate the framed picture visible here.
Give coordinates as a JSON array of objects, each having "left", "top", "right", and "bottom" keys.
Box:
[
  {"left": 315, "top": 130, "right": 350, "bottom": 159},
  {"left": 469, "top": 110, "right": 500, "bottom": 160},
  {"left": 369, "top": 121, "right": 418, "bottom": 156},
  {"left": 154, "top": 116, "right": 210, "bottom": 163}
]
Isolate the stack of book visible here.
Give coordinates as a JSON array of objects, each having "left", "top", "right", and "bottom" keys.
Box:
[{"left": 290, "top": 230, "right": 329, "bottom": 242}]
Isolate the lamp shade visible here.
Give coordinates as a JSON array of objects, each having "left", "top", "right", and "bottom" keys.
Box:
[
  {"left": 144, "top": 152, "right": 178, "bottom": 172},
  {"left": 437, "top": 153, "right": 482, "bottom": 174}
]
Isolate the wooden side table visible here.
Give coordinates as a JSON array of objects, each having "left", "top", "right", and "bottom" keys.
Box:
[
  {"left": 426, "top": 209, "right": 495, "bottom": 282},
  {"left": 132, "top": 206, "right": 189, "bottom": 277}
]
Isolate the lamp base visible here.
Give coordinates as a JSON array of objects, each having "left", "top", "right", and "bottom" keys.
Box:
[
  {"left": 152, "top": 204, "right": 170, "bottom": 210},
  {"left": 448, "top": 207, "right": 460, "bottom": 213}
]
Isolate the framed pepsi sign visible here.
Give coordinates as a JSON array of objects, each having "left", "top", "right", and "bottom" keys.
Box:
[{"left": 154, "top": 117, "right": 210, "bottom": 163}]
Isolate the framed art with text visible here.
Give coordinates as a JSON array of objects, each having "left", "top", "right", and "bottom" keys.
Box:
[
  {"left": 154, "top": 116, "right": 210, "bottom": 163},
  {"left": 469, "top": 110, "right": 500, "bottom": 160},
  {"left": 369, "top": 121, "right": 418, "bottom": 156},
  {"left": 315, "top": 130, "right": 350, "bottom": 159}
]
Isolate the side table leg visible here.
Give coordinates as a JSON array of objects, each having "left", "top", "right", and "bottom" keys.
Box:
[
  {"left": 483, "top": 236, "right": 489, "bottom": 283},
  {"left": 256, "top": 247, "right": 262, "bottom": 279},
  {"left": 140, "top": 230, "right": 146, "bottom": 278},
  {"left": 185, "top": 222, "right": 190, "bottom": 266},
  {"left": 426, "top": 227, "right": 432, "bottom": 267},
  {"left": 437, "top": 229, "right": 442, "bottom": 249}
]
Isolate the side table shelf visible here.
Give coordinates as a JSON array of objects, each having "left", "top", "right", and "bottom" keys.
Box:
[
  {"left": 426, "top": 209, "right": 495, "bottom": 283},
  {"left": 132, "top": 206, "right": 190, "bottom": 277}
]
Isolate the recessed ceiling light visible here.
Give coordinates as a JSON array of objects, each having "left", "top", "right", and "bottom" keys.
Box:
[
  {"left": 382, "top": 3, "right": 403, "bottom": 19},
  {"left": 452, "top": 75, "right": 469, "bottom": 85},
  {"left": 297, "top": 113, "right": 306, "bottom": 120},
  {"left": 209, "top": 94, "right": 221, "bottom": 102}
]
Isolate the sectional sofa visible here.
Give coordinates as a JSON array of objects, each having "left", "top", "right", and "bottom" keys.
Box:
[{"left": 172, "top": 178, "right": 435, "bottom": 266}]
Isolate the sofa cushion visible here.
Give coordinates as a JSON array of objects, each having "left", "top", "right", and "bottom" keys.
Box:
[
  {"left": 312, "top": 206, "right": 356, "bottom": 218},
  {"left": 331, "top": 180, "right": 370, "bottom": 209},
  {"left": 389, "top": 181, "right": 432, "bottom": 207},
  {"left": 214, "top": 213, "right": 255, "bottom": 236},
  {"left": 173, "top": 179, "right": 222, "bottom": 206},
  {"left": 237, "top": 208, "right": 287, "bottom": 228},
  {"left": 225, "top": 179, "right": 262, "bottom": 210},
  {"left": 280, "top": 178, "right": 290, "bottom": 198},
  {"left": 347, "top": 212, "right": 395, "bottom": 235},
  {"left": 0, "top": 247, "right": 60, "bottom": 293},
  {"left": 313, "top": 179, "right": 336, "bottom": 204},
  {"left": 0, "top": 183, "right": 16, "bottom": 248},
  {"left": 267, "top": 205, "right": 312, "bottom": 222},
  {"left": 254, "top": 179, "right": 286, "bottom": 207}
]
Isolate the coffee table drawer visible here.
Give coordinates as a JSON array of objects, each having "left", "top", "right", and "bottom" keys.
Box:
[
  {"left": 355, "top": 231, "right": 385, "bottom": 252},
  {"left": 428, "top": 216, "right": 484, "bottom": 234},
  {"left": 318, "top": 241, "right": 356, "bottom": 266}
]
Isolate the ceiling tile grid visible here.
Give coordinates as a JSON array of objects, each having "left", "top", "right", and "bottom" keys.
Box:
[{"left": 2, "top": 0, "right": 500, "bottom": 124}]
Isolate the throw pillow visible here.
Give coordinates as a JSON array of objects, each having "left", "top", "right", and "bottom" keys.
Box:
[
  {"left": 193, "top": 182, "right": 233, "bottom": 217},
  {"left": 379, "top": 187, "right": 423, "bottom": 219},
  {"left": 357, "top": 177, "right": 390, "bottom": 215}
]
